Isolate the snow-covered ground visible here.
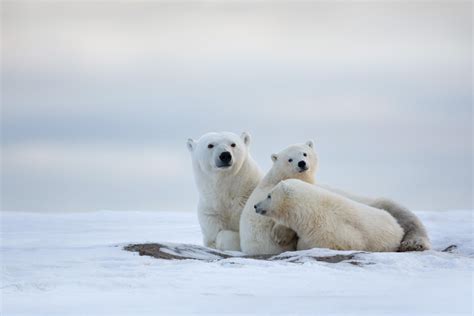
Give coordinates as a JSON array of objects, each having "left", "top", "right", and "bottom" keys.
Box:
[{"left": 1, "top": 210, "right": 472, "bottom": 315}]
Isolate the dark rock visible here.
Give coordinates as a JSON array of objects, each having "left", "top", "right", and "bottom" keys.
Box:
[{"left": 124, "top": 243, "right": 365, "bottom": 265}]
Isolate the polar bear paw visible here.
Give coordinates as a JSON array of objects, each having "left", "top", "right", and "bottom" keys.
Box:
[
  {"left": 271, "top": 224, "right": 297, "bottom": 247},
  {"left": 216, "top": 230, "right": 241, "bottom": 251},
  {"left": 399, "top": 236, "right": 431, "bottom": 252}
]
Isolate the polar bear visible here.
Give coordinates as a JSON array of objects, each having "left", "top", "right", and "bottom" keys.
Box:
[
  {"left": 239, "top": 141, "right": 318, "bottom": 255},
  {"left": 187, "top": 132, "right": 262, "bottom": 251},
  {"left": 239, "top": 140, "right": 430, "bottom": 255},
  {"left": 316, "top": 184, "right": 431, "bottom": 252},
  {"left": 254, "top": 179, "right": 404, "bottom": 252}
]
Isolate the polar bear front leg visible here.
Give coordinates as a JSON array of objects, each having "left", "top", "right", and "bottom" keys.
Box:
[
  {"left": 216, "top": 230, "right": 241, "bottom": 251},
  {"left": 271, "top": 224, "right": 298, "bottom": 247},
  {"left": 198, "top": 210, "right": 241, "bottom": 251},
  {"left": 198, "top": 209, "right": 222, "bottom": 249}
]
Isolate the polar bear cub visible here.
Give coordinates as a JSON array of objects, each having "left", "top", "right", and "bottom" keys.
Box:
[
  {"left": 255, "top": 179, "right": 404, "bottom": 252},
  {"left": 187, "top": 132, "right": 262, "bottom": 251},
  {"left": 239, "top": 141, "right": 317, "bottom": 255}
]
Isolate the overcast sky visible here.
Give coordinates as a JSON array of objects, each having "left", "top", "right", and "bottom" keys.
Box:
[{"left": 1, "top": 1, "right": 472, "bottom": 212}]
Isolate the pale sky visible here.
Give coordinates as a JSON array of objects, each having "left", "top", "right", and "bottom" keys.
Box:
[{"left": 1, "top": 1, "right": 472, "bottom": 212}]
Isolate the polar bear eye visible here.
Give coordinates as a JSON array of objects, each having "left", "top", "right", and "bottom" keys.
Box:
[
  {"left": 267, "top": 195, "right": 271, "bottom": 199},
  {"left": 288, "top": 158, "right": 293, "bottom": 162},
  {"left": 231, "top": 143, "right": 236, "bottom": 148},
  {"left": 303, "top": 153, "right": 307, "bottom": 157},
  {"left": 208, "top": 144, "right": 214, "bottom": 149}
]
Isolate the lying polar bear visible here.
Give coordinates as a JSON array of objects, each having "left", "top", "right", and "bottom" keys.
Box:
[
  {"left": 239, "top": 140, "right": 430, "bottom": 255},
  {"left": 254, "top": 179, "right": 404, "bottom": 252}
]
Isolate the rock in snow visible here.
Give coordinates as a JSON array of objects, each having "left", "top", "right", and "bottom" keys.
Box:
[{"left": 124, "top": 242, "right": 364, "bottom": 264}]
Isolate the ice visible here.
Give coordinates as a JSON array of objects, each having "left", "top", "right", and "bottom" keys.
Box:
[{"left": 1, "top": 210, "right": 472, "bottom": 315}]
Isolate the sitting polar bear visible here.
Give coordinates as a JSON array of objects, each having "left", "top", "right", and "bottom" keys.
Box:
[
  {"left": 239, "top": 141, "right": 318, "bottom": 255},
  {"left": 254, "top": 179, "right": 404, "bottom": 252},
  {"left": 186, "top": 131, "right": 262, "bottom": 251}
]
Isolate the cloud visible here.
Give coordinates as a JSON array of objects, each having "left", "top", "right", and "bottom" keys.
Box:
[
  {"left": 2, "top": 143, "right": 189, "bottom": 179},
  {"left": 1, "top": 1, "right": 472, "bottom": 211},
  {"left": 1, "top": 142, "right": 197, "bottom": 212},
  {"left": 2, "top": 1, "right": 471, "bottom": 73}
]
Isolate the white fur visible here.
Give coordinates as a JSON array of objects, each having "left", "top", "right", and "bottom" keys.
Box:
[
  {"left": 316, "top": 184, "right": 431, "bottom": 251},
  {"left": 239, "top": 141, "right": 317, "bottom": 255},
  {"left": 256, "top": 179, "right": 404, "bottom": 252},
  {"left": 187, "top": 132, "right": 262, "bottom": 251}
]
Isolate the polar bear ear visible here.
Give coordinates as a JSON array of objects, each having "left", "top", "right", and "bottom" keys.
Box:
[
  {"left": 271, "top": 154, "right": 278, "bottom": 162},
  {"left": 241, "top": 132, "right": 251, "bottom": 146},
  {"left": 305, "top": 140, "right": 315, "bottom": 149},
  {"left": 186, "top": 138, "right": 196, "bottom": 152}
]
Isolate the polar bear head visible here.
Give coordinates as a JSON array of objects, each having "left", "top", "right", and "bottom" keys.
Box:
[
  {"left": 254, "top": 179, "right": 305, "bottom": 221},
  {"left": 187, "top": 131, "right": 251, "bottom": 175},
  {"left": 254, "top": 179, "right": 296, "bottom": 219},
  {"left": 270, "top": 140, "right": 318, "bottom": 183}
]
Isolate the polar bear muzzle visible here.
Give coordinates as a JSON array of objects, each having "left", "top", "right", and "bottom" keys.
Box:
[
  {"left": 216, "top": 151, "right": 233, "bottom": 168},
  {"left": 297, "top": 160, "right": 308, "bottom": 172},
  {"left": 254, "top": 203, "right": 267, "bottom": 215}
]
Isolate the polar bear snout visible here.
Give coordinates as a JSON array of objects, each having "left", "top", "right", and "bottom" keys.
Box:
[
  {"left": 297, "top": 160, "right": 308, "bottom": 172},
  {"left": 220, "top": 151, "right": 232, "bottom": 163},
  {"left": 216, "top": 151, "right": 233, "bottom": 168},
  {"left": 254, "top": 203, "right": 267, "bottom": 215}
]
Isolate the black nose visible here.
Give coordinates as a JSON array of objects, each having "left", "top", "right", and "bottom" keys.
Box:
[
  {"left": 254, "top": 205, "right": 257, "bottom": 209},
  {"left": 219, "top": 151, "right": 232, "bottom": 163},
  {"left": 298, "top": 160, "right": 306, "bottom": 168}
]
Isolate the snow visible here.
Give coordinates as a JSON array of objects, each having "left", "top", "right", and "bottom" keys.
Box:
[{"left": 1, "top": 210, "right": 472, "bottom": 315}]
